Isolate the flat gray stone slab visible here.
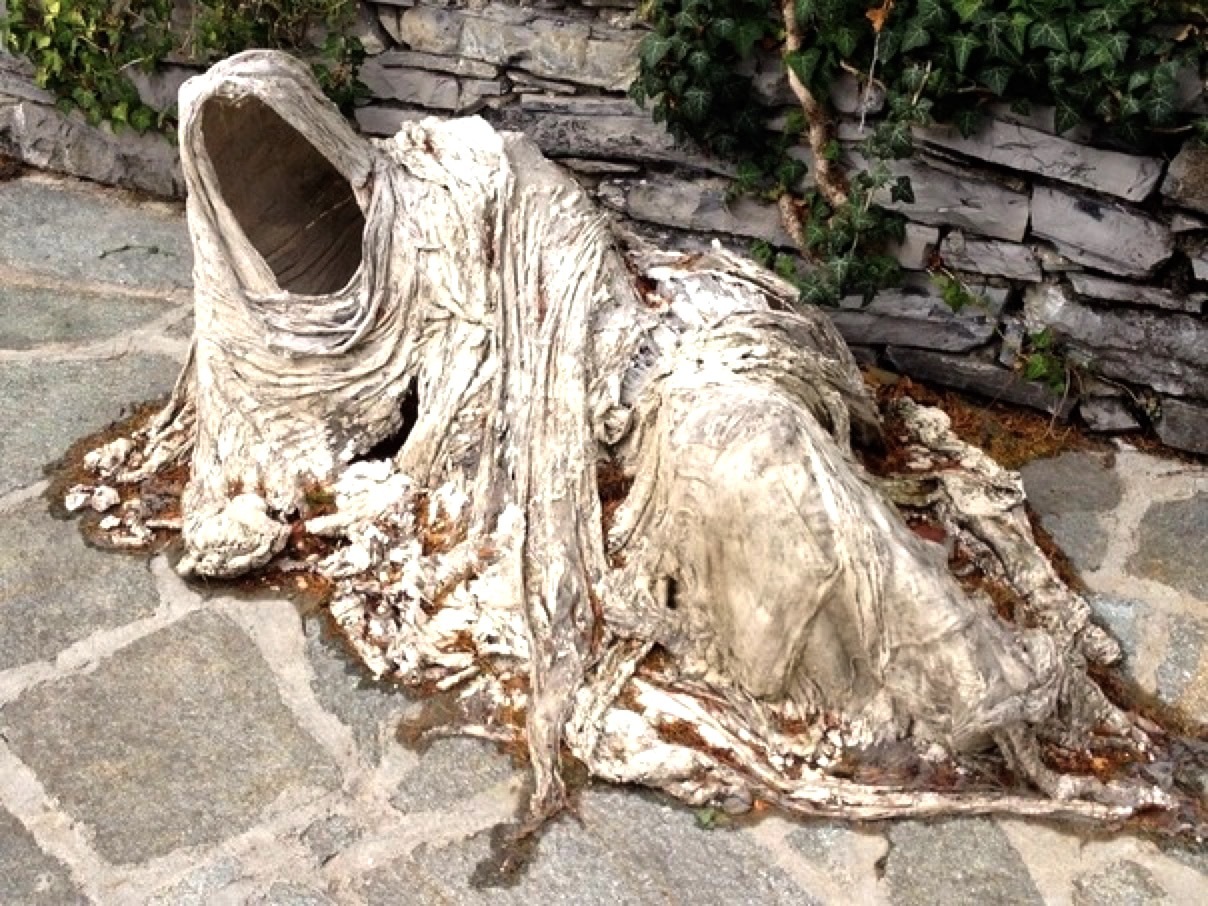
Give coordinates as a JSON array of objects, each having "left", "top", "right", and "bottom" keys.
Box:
[
  {"left": 1128, "top": 494, "right": 1208, "bottom": 600},
  {"left": 1155, "top": 614, "right": 1207, "bottom": 706},
  {"left": 0, "top": 806, "right": 87, "bottom": 905},
  {"left": 0, "top": 354, "right": 180, "bottom": 495},
  {"left": 0, "top": 178, "right": 189, "bottom": 288},
  {"left": 0, "top": 500, "right": 159, "bottom": 671},
  {"left": 1021, "top": 453, "right": 1123, "bottom": 514},
  {"left": 882, "top": 818, "right": 1043, "bottom": 906},
  {"left": 305, "top": 620, "right": 407, "bottom": 764},
  {"left": 0, "top": 284, "right": 180, "bottom": 350},
  {"left": 0, "top": 610, "right": 340, "bottom": 865},
  {"left": 391, "top": 737, "right": 518, "bottom": 814},
  {"left": 1071, "top": 858, "right": 1170, "bottom": 906},
  {"left": 365, "top": 788, "right": 820, "bottom": 905},
  {"left": 1021, "top": 453, "right": 1121, "bottom": 572}
]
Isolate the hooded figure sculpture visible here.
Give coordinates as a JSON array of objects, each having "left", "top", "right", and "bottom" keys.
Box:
[{"left": 82, "top": 50, "right": 1171, "bottom": 829}]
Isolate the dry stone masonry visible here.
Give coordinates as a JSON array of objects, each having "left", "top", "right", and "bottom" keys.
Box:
[{"left": 2, "top": 0, "right": 1207, "bottom": 452}]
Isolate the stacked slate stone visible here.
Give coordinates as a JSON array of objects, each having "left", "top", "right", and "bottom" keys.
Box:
[
  {"left": 351, "top": 1, "right": 1208, "bottom": 454},
  {"left": 2, "top": 0, "right": 1206, "bottom": 452}
]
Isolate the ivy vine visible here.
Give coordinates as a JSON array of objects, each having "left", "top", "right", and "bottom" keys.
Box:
[
  {"left": 1, "top": 0, "right": 367, "bottom": 134},
  {"left": 632, "top": 0, "right": 1208, "bottom": 306}
]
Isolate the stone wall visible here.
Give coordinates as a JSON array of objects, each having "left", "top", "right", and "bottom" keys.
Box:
[{"left": 2, "top": 0, "right": 1207, "bottom": 453}]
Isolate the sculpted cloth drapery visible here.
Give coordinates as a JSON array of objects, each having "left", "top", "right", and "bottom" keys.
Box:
[{"left": 83, "top": 50, "right": 1170, "bottom": 827}]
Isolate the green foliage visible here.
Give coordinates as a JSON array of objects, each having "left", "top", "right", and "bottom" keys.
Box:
[
  {"left": 633, "top": 0, "right": 1208, "bottom": 307},
  {"left": 1, "top": 0, "right": 367, "bottom": 132},
  {"left": 2, "top": 0, "right": 175, "bottom": 132},
  {"left": 189, "top": 0, "right": 368, "bottom": 114},
  {"left": 1019, "top": 328, "right": 1073, "bottom": 394}
]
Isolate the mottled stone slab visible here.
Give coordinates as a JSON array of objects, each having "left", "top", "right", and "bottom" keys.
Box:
[
  {"left": 1079, "top": 397, "right": 1141, "bottom": 434},
  {"left": 371, "top": 50, "right": 500, "bottom": 81},
  {"left": 1071, "top": 859, "right": 1169, "bottom": 906},
  {"left": 1162, "top": 147, "right": 1208, "bottom": 216},
  {"left": 397, "top": 7, "right": 639, "bottom": 91},
  {"left": 390, "top": 737, "right": 518, "bottom": 813},
  {"left": 874, "top": 158, "right": 1030, "bottom": 242},
  {"left": 0, "top": 354, "right": 181, "bottom": 495},
  {"left": 494, "top": 104, "right": 722, "bottom": 173},
  {"left": 147, "top": 857, "right": 244, "bottom": 906},
  {"left": 1154, "top": 614, "right": 1207, "bottom": 705},
  {"left": 1025, "top": 283, "right": 1208, "bottom": 398},
  {"left": 1067, "top": 273, "right": 1202, "bottom": 314},
  {"left": 886, "top": 347, "right": 1075, "bottom": 417},
  {"left": 889, "top": 222, "right": 940, "bottom": 271},
  {"left": 1128, "top": 494, "right": 1208, "bottom": 600},
  {"left": 882, "top": 818, "right": 1043, "bottom": 906},
  {"left": 919, "top": 120, "right": 1162, "bottom": 202},
  {"left": 0, "top": 807, "right": 87, "bottom": 905},
  {"left": 354, "top": 105, "right": 428, "bottom": 137},
  {"left": 832, "top": 280, "right": 1007, "bottom": 353},
  {"left": 0, "top": 179, "right": 190, "bottom": 287},
  {"left": 0, "top": 284, "right": 180, "bottom": 350},
  {"left": 359, "top": 59, "right": 505, "bottom": 111},
  {"left": 1031, "top": 187, "right": 1173, "bottom": 277},
  {"left": 940, "top": 231, "right": 1041, "bottom": 281},
  {"left": 304, "top": 621, "right": 407, "bottom": 764},
  {"left": 1021, "top": 453, "right": 1120, "bottom": 573},
  {"left": 0, "top": 611, "right": 341, "bottom": 864},
  {"left": 619, "top": 177, "right": 793, "bottom": 246},
  {"left": 0, "top": 500, "right": 159, "bottom": 671},
  {"left": 1021, "top": 453, "right": 1123, "bottom": 514},
  {"left": 0, "top": 100, "right": 182, "bottom": 198},
  {"left": 1157, "top": 397, "right": 1208, "bottom": 455},
  {"left": 364, "top": 788, "right": 820, "bottom": 905}
]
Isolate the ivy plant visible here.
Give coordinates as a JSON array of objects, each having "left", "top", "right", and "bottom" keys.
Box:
[
  {"left": 2, "top": 0, "right": 175, "bottom": 132},
  {"left": 632, "top": 0, "right": 1208, "bottom": 306},
  {"left": 2, "top": 0, "right": 367, "bottom": 132}
]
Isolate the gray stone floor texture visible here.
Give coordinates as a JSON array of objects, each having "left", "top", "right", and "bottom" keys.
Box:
[{"left": 1, "top": 173, "right": 1205, "bottom": 904}]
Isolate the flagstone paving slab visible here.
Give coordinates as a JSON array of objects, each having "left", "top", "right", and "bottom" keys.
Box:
[
  {"left": 0, "top": 354, "right": 181, "bottom": 495},
  {"left": 0, "top": 500, "right": 159, "bottom": 671},
  {"left": 0, "top": 610, "right": 341, "bottom": 865},
  {"left": 0, "top": 806, "right": 88, "bottom": 905},
  {"left": 1128, "top": 493, "right": 1208, "bottom": 601},
  {"left": 0, "top": 284, "right": 181, "bottom": 350},
  {"left": 881, "top": 818, "right": 1045, "bottom": 906},
  {"left": 0, "top": 178, "right": 190, "bottom": 289}
]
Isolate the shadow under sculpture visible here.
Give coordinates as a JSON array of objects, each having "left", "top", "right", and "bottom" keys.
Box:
[{"left": 83, "top": 51, "right": 1174, "bottom": 831}]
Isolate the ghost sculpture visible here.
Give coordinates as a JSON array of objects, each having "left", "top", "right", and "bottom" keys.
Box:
[{"left": 78, "top": 51, "right": 1181, "bottom": 836}]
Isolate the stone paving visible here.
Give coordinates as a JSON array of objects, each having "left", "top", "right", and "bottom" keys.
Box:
[{"left": 1, "top": 172, "right": 1206, "bottom": 904}]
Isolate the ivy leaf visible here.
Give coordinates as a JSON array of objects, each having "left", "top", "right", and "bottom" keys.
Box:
[
  {"left": 1029, "top": 21, "right": 1068, "bottom": 53},
  {"left": 980, "top": 65, "right": 1012, "bottom": 96},
  {"left": 1081, "top": 32, "right": 1128, "bottom": 72},
  {"left": 899, "top": 19, "right": 930, "bottom": 54},
  {"left": 1007, "top": 13, "right": 1031, "bottom": 55},
  {"left": 640, "top": 34, "right": 672, "bottom": 68},
  {"left": 682, "top": 86, "right": 712, "bottom": 121},
  {"left": 786, "top": 48, "right": 821, "bottom": 86},
  {"left": 734, "top": 20, "right": 764, "bottom": 57},
  {"left": 1126, "top": 70, "right": 1150, "bottom": 93},
  {"left": 687, "top": 50, "right": 710, "bottom": 75},
  {"left": 794, "top": 0, "right": 817, "bottom": 22},
  {"left": 952, "top": 0, "right": 984, "bottom": 23},
  {"left": 1054, "top": 100, "right": 1082, "bottom": 135},
  {"left": 890, "top": 175, "right": 914, "bottom": 203},
  {"left": 673, "top": 9, "right": 702, "bottom": 31},
  {"left": 955, "top": 107, "right": 984, "bottom": 137},
  {"left": 1144, "top": 85, "right": 1176, "bottom": 125},
  {"left": 831, "top": 25, "right": 859, "bottom": 59},
  {"left": 951, "top": 33, "right": 981, "bottom": 73},
  {"left": 710, "top": 18, "right": 736, "bottom": 41},
  {"left": 915, "top": 0, "right": 948, "bottom": 30}
]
